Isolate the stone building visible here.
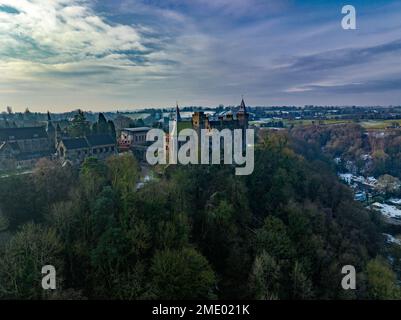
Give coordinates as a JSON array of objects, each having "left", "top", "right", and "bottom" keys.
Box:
[
  {"left": 118, "top": 127, "right": 151, "bottom": 162},
  {"left": 0, "top": 111, "right": 118, "bottom": 170},
  {"left": 0, "top": 113, "right": 56, "bottom": 170},
  {"left": 165, "top": 99, "right": 250, "bottom": 163},
  {"left": 57, "top": 134, "right": 117, "bottom": 165},
  {"left": 119, "top": 127, "right": 151, "bottom": 150}
]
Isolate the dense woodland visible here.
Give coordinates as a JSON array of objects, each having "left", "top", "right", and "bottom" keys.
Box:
[
  {"left": 290, "top": 123, "right": 401, "bottom": 181},
  {"left": 0, "top": 133, "right": 400, "bottom": 299}
]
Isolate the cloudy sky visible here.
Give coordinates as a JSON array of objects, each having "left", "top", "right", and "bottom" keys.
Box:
[{"left": 1, "top": 0, "right": 401, "bottom": 112}]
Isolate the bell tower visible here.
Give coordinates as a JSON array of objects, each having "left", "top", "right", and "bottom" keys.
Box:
[{"left": 237, "top": 98, "right": 249, "bottom": 129}]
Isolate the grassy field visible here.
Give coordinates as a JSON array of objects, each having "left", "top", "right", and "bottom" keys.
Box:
[
  {"left": 283, "top": 119, "right": 401, "bottom": 129},
  {"left": 359, "top": 119, "right": 401, "bottom": 129},
  {"left": 283, "top": 119, "right": 352, "bottom": 127}
]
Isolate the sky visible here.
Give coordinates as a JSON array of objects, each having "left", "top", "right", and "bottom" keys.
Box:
[{"left": 1, "top": 0, "right": 401, "bottom": 112}]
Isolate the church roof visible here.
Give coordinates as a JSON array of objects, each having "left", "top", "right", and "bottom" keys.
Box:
[
  {"left": 15, "top": 151, "right": 51, "bottom": 161},
  {"left": 61, "top": 137, "right": 89, "bottom": 150},
  {"left": 122, "top": 127, "right": 151, "bottom": 133},
  {"left": 61, "top": 134, "right": 115, "bottom": 150},
  {"left": 86, "top": 134, "right": 115, "bottom": 147},
  {"left": 0, "top": 127, "right": 47, "bottom": 141}
]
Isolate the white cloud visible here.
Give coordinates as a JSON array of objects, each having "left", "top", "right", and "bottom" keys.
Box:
[{"left": 0, "top": 0, "right": 165, "bottom": 78}]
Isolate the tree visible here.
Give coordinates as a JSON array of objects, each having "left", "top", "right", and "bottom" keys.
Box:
[
  {"left": 33, "top": 159, "right": 76, "bottom": 209},
  {"left": 98, "top": 113, "right": 108, "bottom": 133},
  {"left": 290, "top": 261, "right": 313, "bottom": 299},
  {"left": 255, "top": 216, "right": 294, "bottom": 261},
  {"left": 106, "top": 153, "right": 140, "bottom": 207},
  {"left": 150, "top": 248, "right": 216, "bottom": 299},
  {"left": 0, "top": 223, "right": 63, "bottom": 299},
  {"left": 0, "top": 175, "right": 40, "bottom": 228},
  {"left": 0, "top": 209, "right": 9, "bottom": 232},
  {"left": 92, "top": 113, "right": 109, "bottom": 134},
  {"left": 366, "top": 257, "right": 401, "bottom": 300},
  {"left": 68, "top": 110, "right": 91, "bottom": 137},
  {"left": 80, "top": 157, "right": 108, "bottom": 199},
  {"left": 377, "top": 174, "right": 401, "bottom": 194},
  {"left": 108, "top": 120, "right": 116, "bottom": 138},
  {"left": 249, "top": 251, "right": 281, "bottom": 300}
]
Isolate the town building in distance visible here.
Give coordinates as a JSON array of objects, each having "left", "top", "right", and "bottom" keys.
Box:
[
  {"left": 0, "top": 112, "right": 117, "bottom": 171},
  {"left": 57, "top": 134, "right": 117, "bottom": 166},
  {"left": 0, "top": 126, "right": 53, "bottom": 170},
  {"left": 118, "top": 127, "right": 151, "bottom": 161}
]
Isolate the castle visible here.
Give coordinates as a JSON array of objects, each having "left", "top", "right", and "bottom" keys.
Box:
[{"left": 165, "top": 98, "right": 250, "bottom": 163}]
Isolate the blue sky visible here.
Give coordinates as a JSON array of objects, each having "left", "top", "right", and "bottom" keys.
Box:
[{"left": 1, "top": 0, "right": 401, "bottom": 112}]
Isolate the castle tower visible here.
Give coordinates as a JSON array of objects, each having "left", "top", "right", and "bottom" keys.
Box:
[
  {"left": 236, "top": 98, "right": 249, "bottom": 129},
  {"left": 236, "top": 99, "right": 250, "bottom": 151}
]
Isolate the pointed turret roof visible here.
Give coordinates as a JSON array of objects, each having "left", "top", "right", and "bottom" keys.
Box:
[
  {"left": 175, "top": 103, "right": 181, "bottom": 122},
  {"left": 46, "top": 111, "right": 55, "bottom": 132},
  {"left": 238, "top": 98, "right": 247, "bottom": 113}
]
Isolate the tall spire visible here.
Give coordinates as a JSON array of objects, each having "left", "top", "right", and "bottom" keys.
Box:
[
  {"left": 46, "top": 111, "right": 55, "bottom": 132},
  {"left": 175, "top": 102, "right": 181, "bottom": 122},
  {"left": 239, "top": 97, "right": 247, "bottom": 113}
]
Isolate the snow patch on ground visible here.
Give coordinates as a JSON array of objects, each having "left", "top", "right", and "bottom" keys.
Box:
[
  {"left": 372, "top": 202, "right": 401, "bottom": 219},
  {"left": 383, "top": 233, "right": 401, "bottom": 246}
]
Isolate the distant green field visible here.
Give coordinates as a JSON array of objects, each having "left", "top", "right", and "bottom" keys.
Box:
[
  {"left": 283, "top": 119, "right": 401, "bottom": 129},
  {"left": 360, "top": 119, "right": 401, "bottom": 129},
  {"left": 283, "top": 119, "right": 352, "bottom": 127}
]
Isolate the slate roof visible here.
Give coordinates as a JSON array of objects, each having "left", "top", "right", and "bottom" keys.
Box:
[
  {"left": 61, "top": 138, "right": 89, "bottom": 150},
  {"left": 15, "top": 151, "right": 51, "bottom": 161},
  {"left": 122, "top": 127, "right": 151, "bottom": 133},
  {"left": 86, "top": 134, "right": 115, "bottom": 147},
  {"left": 61, "top": 134, "right": 115, "bottom": 150},
  {"left": 0, "top": 127, "right": 48, "bottom": 141}
]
